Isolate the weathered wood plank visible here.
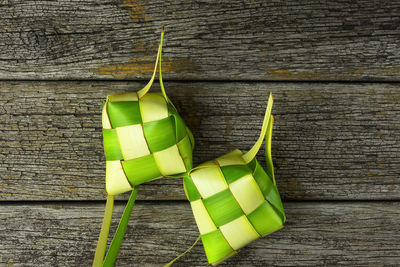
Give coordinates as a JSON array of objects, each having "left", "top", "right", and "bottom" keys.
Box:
[
  {"left": 0, "top": 202, "right": 399, "bottom": 266},
  {"left": 1, "top": 81, "right": 399, "bottom": 201},
  {"left": 0, "top": 0, "right": 399, "bottom": 80}
]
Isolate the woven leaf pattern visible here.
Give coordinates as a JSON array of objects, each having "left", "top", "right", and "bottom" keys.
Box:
[
  {"left": 95, "top": 29, "right": 286, "bottom": 267},
  {"left": 184, "top": 149, "right": 285, "bottom": 265},
  {"left": 102, "top": 92, "right": 193, "bottom": 196}
]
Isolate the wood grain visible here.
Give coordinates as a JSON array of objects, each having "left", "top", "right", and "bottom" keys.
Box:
[
  {"left": 1, "top": 81, "right": 399, "bottom": 201},
  {"left": 0, "top": 0, "right": 399, "bottom": 80},
  {"left": 0, "top": 201, "right": 399, "bottom": 266}
]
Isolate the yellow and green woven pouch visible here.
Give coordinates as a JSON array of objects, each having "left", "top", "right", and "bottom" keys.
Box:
[
  {"left": 102, "top": 33, "right": 193, "bottom": 196},
  {"left": 183, "top": 94, "right": 286, "bottom": 265},
  {"left": 93, "top": 29, "right": 194, "bottom": 267},
  {"left": 102, "top": 84, "right": 194, "bottom": 195}
]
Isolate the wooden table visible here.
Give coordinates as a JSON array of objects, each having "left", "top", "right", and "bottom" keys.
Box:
[{"left": 1, "top": 1, "right": 399, "bottom": 266}]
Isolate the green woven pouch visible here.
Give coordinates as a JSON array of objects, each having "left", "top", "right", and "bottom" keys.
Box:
[
  {"left": 183, "top": 94, "right": 286, "bottom": 265},
  {"left": 93, "top": 29, "right": 194, "bottom": 267},
  {"left": 102, "top": 33, "right": 194, "bottom": 195},
  {"left": 103, "top": 91, "right": 193, "bottom": 195}
]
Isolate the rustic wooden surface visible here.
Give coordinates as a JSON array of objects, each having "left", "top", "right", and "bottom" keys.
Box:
[
  {"left": 0, "top": 0, "right": 400, "bottom": 80},
  {"left": 1, "top": 0, "right": 400, "bottom": 266},
  {"left": 1, "top": 202, "right": 399, "bottom": 266},
  {"left": 1, "top": 81, "right": 399, "bottom": 201}
]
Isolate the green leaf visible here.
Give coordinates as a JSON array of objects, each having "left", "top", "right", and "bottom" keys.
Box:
[
  {"left": 122, "top": 154, "right": 163, "bottom": 186},
  {"left": 203, "top": 189, "right": 244, "bottom": 227},
  {"left": 102, "top": 188, "right": 139, "bottom": 267},
  {"left": 93, "top": 195, "right": 114, "bottom": 267},
  {"left": 102, "top": 129, "right": 123, "bottom": 161},
  {"left": 143, "top": 116, "right": 176, "bottom": 152},
  {"left": 242, "top": 93, "right": 273, "bottom": 163},
  {"left": 201, "top": 230, "right": 235, "bottom": 264},
  {"left": 107, "top": 101, "right": 142, "bottom": 128}
]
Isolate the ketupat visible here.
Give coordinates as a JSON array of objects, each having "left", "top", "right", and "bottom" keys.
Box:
[
  {"left": 93, "top": 28, "right": 194, "bottom": 267},
  {"left": 93, "top": 28, "right": 285, "bottom": 266},
  {"left": 183, "top": 93, "right": 286, "bottom": 265},
  {"left": 103, "top": 90, "right": 193, "bottom": 195},
  {"left": 102, "top": 33, "right": 194, "bottom": 196}
]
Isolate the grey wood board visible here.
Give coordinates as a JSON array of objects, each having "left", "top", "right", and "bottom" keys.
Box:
[
  {"left": 0, "top": 201, "right": 399, "bottom": 266},
  {"left": 1, "top": 81, "right": 399, "bottom": 201},
  {"left": 0, "top": 0, "right": 399, "bottom": 80}
]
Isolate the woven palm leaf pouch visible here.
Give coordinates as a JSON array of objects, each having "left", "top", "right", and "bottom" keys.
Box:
[
  {"left": 102, "top": 34, "right": 193, "bottom": 196},
  {"left": 93, "top": 29, "right": 194, "bottom": 267},
  {"left": 183, "top": 94, "right": 286, "bottom": 265}
]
